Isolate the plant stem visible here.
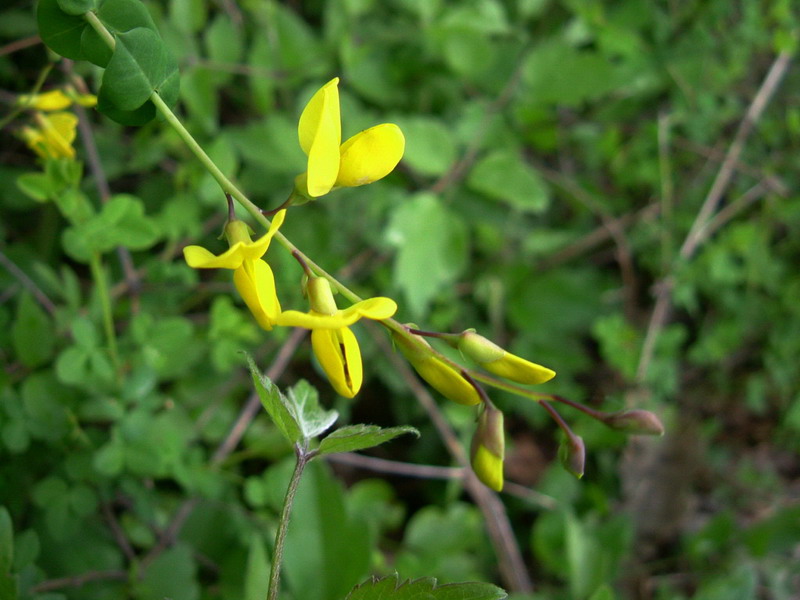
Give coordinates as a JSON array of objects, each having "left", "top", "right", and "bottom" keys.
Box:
[
  {"left": 267, "top": 449, "right": 308, "bottom": 600},
  {"left": 80, "top": 8, "right": 558, "bottom": 406},
  {"left": 89, "top": 252, "right": 121, "bottom": 381}
]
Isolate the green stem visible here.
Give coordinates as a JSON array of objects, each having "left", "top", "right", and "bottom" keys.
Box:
[
  {"left": 267, "top": 449, "right": 308, "bottom": 600},
  {"left": 80, "top": 8, "right": 555, "bottom": 406},
  {"left": 89, "top": 252, "right": 121, "bottom": 380}
]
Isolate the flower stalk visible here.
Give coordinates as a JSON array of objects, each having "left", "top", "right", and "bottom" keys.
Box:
[{"left": 267, "top": 446, "right": 310, "bottom": 600}]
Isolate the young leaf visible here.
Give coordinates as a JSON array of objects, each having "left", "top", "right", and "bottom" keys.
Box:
[
  {"left": 318, "top": 425, "right": 419, "bottom": 456},
  {"left": 346, "top": 574, "right": 507, "bottom": 600},
  {"left": 245, "top": 353, "right": 302, "bottom": 446},
  {"left": 286, "top": 380, "right": 338, "bottom": 440}
]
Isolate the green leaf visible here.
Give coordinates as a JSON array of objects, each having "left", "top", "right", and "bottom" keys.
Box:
[
  {"left": 318, "top": 425, "right": 419, "bottom": 456},
  {"left": 287, "top": 380, "right": 338, "bottom": 440},
  {"left": 467, "top": 149, "right": 550, "bottom": 213},
  {"left": 11, "top": 294, "right": 54, "bottom": 369},
  {"left": 37, "top": 0, "right": 88, "bottom": 59},
  {"left": 0, "top": 507, "right": 12, "bottom": 574},
  {"left": 521, "top": 39, "right": 620, "bottom": 106},
  {"left": 84, "top": 0, "right": 161, "bottom": 68},
  {"left": 98, "top": 27, "right": 178, "bottom": 111},
  {"left": 283, "top": 461, "right": 371, "bottom": 600},
  {"left": 15, "top": 173, "right": 53, "bottom": 202},
  {"left": 61, "top": 194, "right": 160, "bottom": 261},
  {"left": 588, "top": 585, "right": 617, "bottom": 600},
  {"left": 392, "top": 117, "right": 457, "bottom": 177},
  {"left": 245, "top": 353, "right": 302, "bottom": 446},
  {"left": 386, "top": 193, "right": 468, "bottom": 315},
  {"left": 346, "top": 574, "right": 507, "bottom": 600},
  {"left": 57, "top": 0, "right": 96, "bottom": 16},
  {"left": 135, "top": 543, "right": 199, "bottom": 600},
  {"left": 243, "top": 532, "right": 270, "bottom": 600}
]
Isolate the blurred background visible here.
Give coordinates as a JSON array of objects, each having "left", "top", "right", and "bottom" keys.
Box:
[{"left": 1, "top": 1, "right": 799, "bottom": 599}]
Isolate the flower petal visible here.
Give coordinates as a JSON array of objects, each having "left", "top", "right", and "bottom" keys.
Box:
[
  {"left": 484, "top": 353, "right": 556, "bottom": 385},
  {"left": 340, "top": 327, "right": 363, "bottom": 396},
  {"left": 238, "top": 208, "right": 287, "bottom": 261},
  {"left": 234, "top": 259, "right": 281, "bottom": 330},
  {"left": 276, "top": 309, "right": 356, "bottom": 330},
  {"left": 312, "top": 327, "right": 361, "bottom": 397},
  {"left": 184, "top": 210, "right": 286, "bottom": 270},
  {"left": 298, "top": 78, "right": 341, "bottom": 197},
  {"left": 339, "top": 297, "right": 397, "bottom": 321},
  {"left": 21, "top": 90, "right": 72, "bottom": 111},
  {"left": 335, "top": 123, "right": 405, "bottom": 187},
  {"left": 183, "top": 243, "right": 245, "bottom": 270},
  {"left": 39, "top": 112, "right": 78, "bottom": 159}
]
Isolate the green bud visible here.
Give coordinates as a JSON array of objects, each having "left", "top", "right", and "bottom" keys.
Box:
[
  {"left": 307, "top": 278, "right": 339, "bottom": 315},
  {"left": 224, "top": 219, "right": 252, "bottom": 246}
]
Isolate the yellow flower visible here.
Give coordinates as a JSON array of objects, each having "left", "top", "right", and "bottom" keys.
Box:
[
  {"left": 277, "top": 277, "right": 397, "bottom": 397},
  {"left": 457, "top": 330, "right": 555, "bottom": 385},
  {"left": 183, "top": 210, "right": 286, "bottom": 330},
  {"left": 21, "top": 111, "right": 79, "bottom": 160},
  {"left": 470, "top": 403, "right": 505, "bottom": 491},
  {"left": 393, "top": 331, "right": 482, "bottom": 406},
  {"left": 18, "top": 88, "right": 98, "bottom": 111},
  {"left": 296, "top": 77, "right": 405, "bottom": 198}
]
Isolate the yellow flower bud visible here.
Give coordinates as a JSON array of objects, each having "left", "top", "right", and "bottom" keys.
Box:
[
  {"left": 393, "top": 331, "right": 482, "bottom": 406},
  {"left": 470, "top": 404, "right": 505, "bottom": 491},
  {"left": 457, "top": 330, "right": 556, "bottom": 385}
]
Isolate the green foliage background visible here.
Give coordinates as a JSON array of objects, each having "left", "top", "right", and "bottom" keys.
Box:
[{"left": 2, "top": 0, "right": 799, "bottom": 599}]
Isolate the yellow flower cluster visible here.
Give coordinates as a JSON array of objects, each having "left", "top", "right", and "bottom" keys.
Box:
[
  {"left": 183, "top": 78, "right": 564, "bottom": 493},
  {"left": 18, "top": 88, "right": 97, "bottom": 160},
  {"left": 184, "top": 79, "right": 403, "bottom": 398}
]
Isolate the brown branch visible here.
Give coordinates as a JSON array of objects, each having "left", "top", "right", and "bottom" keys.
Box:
[
  {"left": 327, "top": 452, "right": 465, "bottom": 480},
  {"left": 66, "top": 63, "right": 143, "bottom": 313},
  {"left": 211, "top": 327, "right": 307, "bottom": 465},
  {"left": 30, "top": 570, "right": 127, "bottom": 593},
  {"left": 327, "top": 452, "right": 558, "bottom": 509},
  {"left": 101, "top": 500, "right": 137, "bottom": 562},
  {"left": 636, "top": 50, "right": 792, "bottom": 383},
  {"left": 0, "top": 35, "right": 41, "bottom": 57},
  {"left": 429, "top": 54, "right": 526, "bottom": 195},
  {"left": 0, "top": 249, "right": 57, "bottom": 315},
  {"left": 140, "top": 328, "right": 306, "bottom": 571},
  {"left": 538, "top": 165, "right": 641, "bottom": 319},
  {"left": 367, "top": 323, "right": 534, "bottom": 593}
]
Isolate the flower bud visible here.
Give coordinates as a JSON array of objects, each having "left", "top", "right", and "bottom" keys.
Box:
[
  {"left": 306, "top": 277, "right": 339, "bottom": 316},
  {"left": 224, "top": 219, "right": 252, "bottom": 246},
  {"left": 559, "top": 434, "right": 585, "bottom": 480},
  {"left": 456, "top": 330, "right": 556, "bottom": 385},
  {"left": 602, "top": 410, "right": 664, "bottom": 436},
  {"left": 393, "top": 330, "right": 482, "bottom": 406},
  {"left": 470, "top": 404, "right": 505, "bottom": 491}
]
